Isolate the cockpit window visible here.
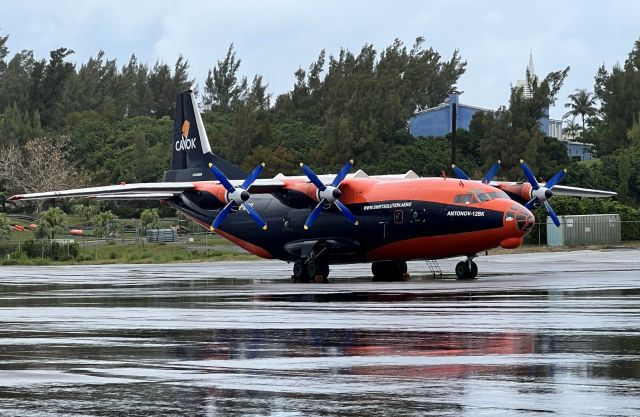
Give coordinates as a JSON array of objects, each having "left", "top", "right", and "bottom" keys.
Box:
[
  {"left": 454, "top": 189, "right": 509, "bottom": 204},
  {"left": 476, "top": 193, "right": 490, "bottom": 202},
  {"left": 453, "top": 194, "right": 475, "bottom": 204},
  {"left": 488, "top": 190, "right": 509, "bottom": 200}
]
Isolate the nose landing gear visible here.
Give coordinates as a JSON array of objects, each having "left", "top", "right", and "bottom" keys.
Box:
[{"left": 455, "top": 257, "right": 478, "bottom": 280}]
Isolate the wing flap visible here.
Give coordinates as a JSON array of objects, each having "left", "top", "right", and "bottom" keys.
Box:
[{"left": 90, "top": 193, "right": 177, "bottom": 200}]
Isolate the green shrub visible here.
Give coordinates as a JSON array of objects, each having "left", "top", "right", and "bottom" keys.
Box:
[{"left": 20, "top": 240, "right": 80, "bottom": 260}]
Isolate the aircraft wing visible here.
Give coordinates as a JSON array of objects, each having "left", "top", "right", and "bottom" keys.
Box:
[
  {"left": 8, "top": 182, "right": 196, "bottom": 201},
  {"left": 8, "top": 178, "right": 286, "bottom": 202},
  {"left": 489, "top": 181, "right": 617, "bottom": 199},
  {"left": 547, "top": 184, "right": 617, "bottom": 198}
]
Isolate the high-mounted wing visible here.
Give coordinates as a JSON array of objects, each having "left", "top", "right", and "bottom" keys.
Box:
[
  {"left": 8, "top": 182, "right": 196, "bottom": 201},
  {"left": 8, "top": 178, "right": 284, "bottom": 202},
  {"left": 489, "top": 181, "right": 617, "bottom": 199},
  {"left": 544, "top": 185, "right": 617, "bottom": 198}
]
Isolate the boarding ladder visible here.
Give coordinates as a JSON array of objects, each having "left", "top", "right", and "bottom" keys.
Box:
[{"left": 425, "top": 259, "right": 442, "bottom": 279}]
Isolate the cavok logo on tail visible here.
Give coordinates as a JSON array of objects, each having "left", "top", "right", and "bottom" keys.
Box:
[{"left": 175, "top": 120, "right": 198, "bottom": 151}]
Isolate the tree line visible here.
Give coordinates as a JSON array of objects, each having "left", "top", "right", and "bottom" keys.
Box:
[{"left": 1, "top": 31, "right": 639, "bottom": 222}]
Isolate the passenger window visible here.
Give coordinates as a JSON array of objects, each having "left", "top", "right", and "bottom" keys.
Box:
[{"left": 394, "top": 210, "right": 403, "bottom": 224}]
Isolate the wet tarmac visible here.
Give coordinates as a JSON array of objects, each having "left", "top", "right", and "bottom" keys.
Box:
[{"left": 1, "top": 249, "right": 639, "bottom": 416}]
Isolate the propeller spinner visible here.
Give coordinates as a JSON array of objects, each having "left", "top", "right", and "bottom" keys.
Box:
[
  {"left": 208, "top": 163, "right": 268, "bottom": 231},
  {"left": 300, "top": 160, "right": 359, "bottom": 230},
  {"left": 520, "top": 160, "right": 566, "bottom": 227}
]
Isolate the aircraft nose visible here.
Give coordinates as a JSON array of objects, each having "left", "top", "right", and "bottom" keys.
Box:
[{"left": 500, "top": 202, "right": 535, "bottom": 249}]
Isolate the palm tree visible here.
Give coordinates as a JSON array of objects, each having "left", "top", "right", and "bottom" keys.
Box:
[
  {"left": 91, "top": 211, "right": 120, "bottom": 238},
  {"left": 38, "top": 207, "right": 67, "bottom": 240},
  {"left": 564, "top": 89, "right": 598, "bottom": 131},
  {"left": 562, "top": 117, "right": 582, "bottom": 140}
]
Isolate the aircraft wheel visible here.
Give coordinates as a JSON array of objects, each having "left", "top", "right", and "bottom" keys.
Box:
[
  {"left": 293, "top": 260, "right": 310, "bottom": 283},
  {"left": 455, "top": 261, "right": 469, "bottom": 279},
  {"left": 321, "top": 263, "right": 330, "bottom": 279},
  {"left": 372, "top": 261, "right": 404, "bottom": 282},
  {"left": 455, "top": 261, "right": 477, "bottom": 280},
  {"left": 469, "top": 261, "right": 478, "bottom": 279},
  {"left": 372, "top": 262, "right": 384, "bottom": 281},
  {"left": 306, "top": 261, "right": 318, "bottom": 279},
  {"left": 307, "top": 261, "right": 330, "bottom": 283}
]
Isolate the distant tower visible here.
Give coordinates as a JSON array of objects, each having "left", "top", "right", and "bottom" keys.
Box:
[{"left": 516, "top": 51, "right": 537, "bottom": 98}]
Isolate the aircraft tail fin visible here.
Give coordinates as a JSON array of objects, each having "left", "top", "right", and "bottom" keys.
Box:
[{"left": 163, "top": 89, "right": 246, "bottom": 182}]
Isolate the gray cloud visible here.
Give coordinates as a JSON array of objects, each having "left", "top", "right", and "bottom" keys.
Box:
[{"left": 2, "top": 0, "right": 639, "bottom": 119}]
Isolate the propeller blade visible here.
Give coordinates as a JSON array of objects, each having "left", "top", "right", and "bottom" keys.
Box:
[
  {"left": 211, "top": 201, "right": 234, "bottom": 230},
  {"left": 544, "top": 200, "right": 561, "bottom": 227},
  {"left": 241, "top": 163, "right": 265, "bottom": 190},
  {"left": 335, "top": 199, "right": 359, "bottom": 226},
  {"left": 525, "top": 198, "right": 538, "bottom": 210},
  {"left": 242, "top": 202, "right": 268, "bottom": 230},
  {"left": 331, "top": 159, "right": 354, "bottom": 187},
  {"left": 482, "top": 160, "right": 501, "bottom": 184},
  {"left": 300, "top": 163, "right": 326, "bottom": 191},
  {"left": 520, "top": 160, "right": 540, "bottom": 190},
  {"left": 209, "top": 164, "right": 235, "bottom": 193},
  {"left": 304, "top": 199, "right": 327, "bottom": 230},
  {"left": 545, "top": 168, "right": 567, "bottom": 189},
  {"left": 451, "top": 164, "right": 470, "bottom": 180}
]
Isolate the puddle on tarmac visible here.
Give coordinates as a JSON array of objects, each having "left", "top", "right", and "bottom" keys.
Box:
[{"left": 0, "top": 260, "right": 639, "bottom": 416}]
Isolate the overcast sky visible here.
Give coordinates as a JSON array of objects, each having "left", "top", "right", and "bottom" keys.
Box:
[{"left": 2, "top": 0, "right": 639, "bottom": 119}]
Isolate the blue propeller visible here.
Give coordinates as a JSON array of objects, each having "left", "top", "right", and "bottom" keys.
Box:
[
  {"left": 452, "top": 161, "right": 501, "bottom": 184},
  {"left": 208, "top": 163, "right": 268, "bottom": 231},
  {"left": 520, "top": 160, "right": 567, "bottom": 227},
  {"left": 300, "top": 160, "right": 358, "bottom": 230},
  {"left": 451, "top": 164, "right": 470, "bottom": 180}
]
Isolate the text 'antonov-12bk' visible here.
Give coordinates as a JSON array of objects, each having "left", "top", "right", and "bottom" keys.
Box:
[{"left": 10, "top": 90, "right": 617, "bottom": 282}]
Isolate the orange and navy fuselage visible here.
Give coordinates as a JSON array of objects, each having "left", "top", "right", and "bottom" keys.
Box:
[{"left": 168, "top": 177, "right": 535, "bottom": 263}]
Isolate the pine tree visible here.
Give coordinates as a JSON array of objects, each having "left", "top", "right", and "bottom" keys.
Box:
[{"left": 202, "top": 44, "right": 247, "bottom": 111}]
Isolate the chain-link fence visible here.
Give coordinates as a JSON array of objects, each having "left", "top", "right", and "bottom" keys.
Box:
[{"left": 1, "top": 222, "right": 639, "bottom": 262}]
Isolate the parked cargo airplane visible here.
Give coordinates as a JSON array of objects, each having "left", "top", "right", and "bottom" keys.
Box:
[{"left": 10, "top": 90, "right": 616, "bottom": 281}]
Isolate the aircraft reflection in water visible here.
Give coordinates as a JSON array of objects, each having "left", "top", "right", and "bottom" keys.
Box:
[{"left": 9, "top": 90, "right": 616, "bottom": 281}]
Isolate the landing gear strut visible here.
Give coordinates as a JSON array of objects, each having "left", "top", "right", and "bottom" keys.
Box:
[
  {"left": 292, "top": 260, "right": 330, "bottom": 283},
  {"left": 372, "top": 261, "right": 409, "bottom": 282},
  {"left": 455, "top": 257, "right": 478, "bottom": 280}
]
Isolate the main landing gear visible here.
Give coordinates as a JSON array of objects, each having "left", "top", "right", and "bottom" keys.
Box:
[
  {"left": 292, "top": 259, "right": 330, "bottom": 283},
  {"left": 372, "top": 260, "right": 409, "bottom": 282},
  {"left": 455, "top": 257, "right": 478, "bottom": 280}
]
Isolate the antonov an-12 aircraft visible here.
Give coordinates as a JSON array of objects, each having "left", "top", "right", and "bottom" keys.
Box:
[{"left": 10, "top": 90, "right": 616, "bottom": 282}]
